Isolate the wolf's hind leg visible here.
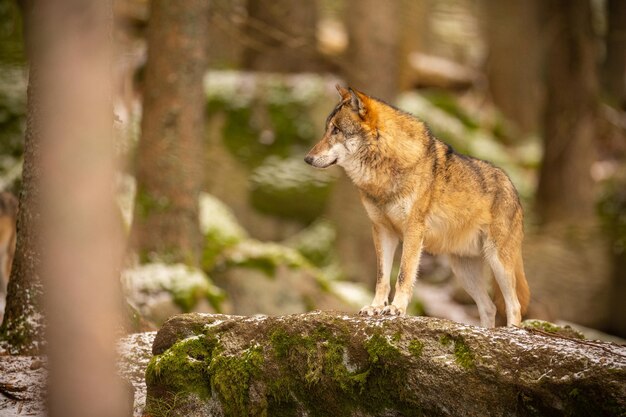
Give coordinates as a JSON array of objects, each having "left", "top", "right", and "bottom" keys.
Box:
[
  {"left": 450, "top": 255, "right": 496, "bottom": 328},
  {"left": 360, "top": 225, "right": 399, "bottom": 316},
  {"left": 485, "top": 245, "right": 521, "bottom": 326}
]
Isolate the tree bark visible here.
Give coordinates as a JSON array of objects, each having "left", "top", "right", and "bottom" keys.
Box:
[
  {"left": 603, "top": 0, "right": 626, "bottom": 108},
  {"left": 241, "top": 0, "right": 319, "bottom": 72},
  {"left": 344, "top": 0, "right": 401, "bottom": 101},
  {"left": 145, "top": 312, "right": 626, "bottom": 417},
  {"left": 481, "top": 0, "right": 543, "bottom": 135},
  {"left": 536, "top": 0, "right": 598, "bottom": 224},
  {"left": 0, "top": 0, "right": 45, "bottom": 356},
  {"left": 130, "top": 0, "right": 208, "bottom": 266}
]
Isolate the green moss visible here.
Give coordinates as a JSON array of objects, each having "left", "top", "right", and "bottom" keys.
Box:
[
  {"left": 207, "top": 92, "right": 315, "bottom": 170},
  {"left": 134, "top": 186, "right": 171, "bottom": 220},
  {"left": 408, "top": 340, "right": 424, "bottom": 358},
  {"left": 440, "top": 334, "right": 474, "bottom": 369},
  {"left": 147, "top": 332, "right": 266, "bottom": 417},
  {"left": 210, "top": 345, "right": 264, "bottom": 416},
  {"left": 453, "top": 339, "right": 474, "bottom": 369},
  {"left": 365, "top": 333, "right": 401, "bottom": 370},
  {"left": 149, "top": 318, "right": 425, "bottom": 417},
  {"left": 521, "top": 319, "right": 585, "bottom": 339},
  {"left": 145, "top": 335, "right": 217, "bottom": 400}
]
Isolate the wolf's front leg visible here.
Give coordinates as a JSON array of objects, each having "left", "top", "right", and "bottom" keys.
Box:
[
  {"left": 359, "top": 225, "right": 399, "bottom": 316},
  {"left": 383, "top": 226, "right": 424, "bottom": 316}
]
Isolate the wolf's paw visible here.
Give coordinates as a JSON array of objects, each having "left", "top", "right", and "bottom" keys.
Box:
[
  {"left": 359, "top": 305, "right": 385, "bottom": 316},
  {"left": 381, "top": 305, "right": 405, "bottom": 316}
]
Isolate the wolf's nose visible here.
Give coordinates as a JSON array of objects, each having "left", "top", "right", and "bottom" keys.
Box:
[{"left": 304, "top": 155, "right": 314, "bottom": 165}]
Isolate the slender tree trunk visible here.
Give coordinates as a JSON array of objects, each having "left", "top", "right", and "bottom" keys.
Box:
[
  {"left": 344, "top": 0, "right": 401, "bottom": 101},
  {"left": 603, "top": 0, "right": 626, "bottom": 108},
  {"left": 0, "top": 1, "right": 45, "bottom": 355},
  {"left": 242, "top": 0, "right": 319, "bottom": 72},
  {"left": 482, "top": 0, "right": 543, "bottom": 135},
  {"left": 536, "top": 0, "right": 598, "bottom": 224},
  {"left": 130, "top": 0, "right": 208, "bottom": 266}
]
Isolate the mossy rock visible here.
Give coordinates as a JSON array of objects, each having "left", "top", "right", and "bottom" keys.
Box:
[
  {"left": 199, "top": 192, "right": 248, "bottom": 270},
  {"left": 146, "top": 312, "right": 626, "bottom": 417},
  {"left": 249, "top": 156, "right": 337, "bottom": 223},
  {"left": 205, "top": 71, "right": 336, "bottom": 169},
  {"left": 521, "top": 319, "right": 585, "bottom": 339},
  {"left": 121, "top": 263, "right": 225, "bottom": 324},
  {"left": 283, "top": 219, "right": 337, "bottom": 268},
  {"left": 219, "top": 239, "right": 312, "bottom": 277}
]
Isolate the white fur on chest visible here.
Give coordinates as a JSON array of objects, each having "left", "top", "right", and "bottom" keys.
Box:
[
  {"left": 384, "top": 197, "right": 412, "bottom": 233},
  {"left": 362, "top": 196, "right": 414, "bottom": 236}
]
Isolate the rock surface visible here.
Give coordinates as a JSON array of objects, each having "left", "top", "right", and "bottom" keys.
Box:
[{"left": 145, "top": 312, "right": 626, "bottom": 417}]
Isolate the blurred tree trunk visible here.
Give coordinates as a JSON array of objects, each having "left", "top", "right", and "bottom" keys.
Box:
[
  {"left": 0, "top": 0, "right": 45, "bottom": 355},
  {"left": 34, "top": 2, "right": 130, "bottom": 415},
  {"left": 344, "top": 0, "right": 401, "bottom": 100},
  {"left": 603, "top": 0, "right": 626, "bottom": 108},
  {"left": 131, "top": 0, "right": 208, "bottom": 266},
  {"left": 482, "top": 0, "right": 543, "bottom": 135},
  {"left": 536, "top": 0, "right": 598, "bottom": 224},
  {"left": 398, "top": 0, "right": 432, "bottom": 91},
  {"left": 242, "top": 0, "right": 319, "bottom": 72}
]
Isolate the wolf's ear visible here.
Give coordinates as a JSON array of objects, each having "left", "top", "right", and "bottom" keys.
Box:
[
  {"left": 348, "top": 88, "right": 367, "bottom": 119},
  {"left": 335, "top": 84, "right": 350, "bottom": 100}
]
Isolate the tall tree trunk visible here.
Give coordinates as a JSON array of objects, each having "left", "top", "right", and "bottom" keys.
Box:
[
  {"left": 1, "top": 1, "right": 130, "bottom": 415},
  {"left": 242, "top": 0, "right": 319, "bottom": 72},
  {"left": 482, "top": 0, "right": 543, "bottom": 135},
  {"left": 603, "top": 0, "right": 626, "bottom": 108},
  {"left": 0, "top": 1, "right": 45, "bottom": 355},
  {"left": 344, "top": 0, "right": 401, "bottom": 101},
  {"left": 536, "top": 0, "right": 598, "bottom": 224},
  {"left": 130, "top": 0, "right": 208, "bottom": 266},
  {"left": 35, "top": 2, "right": 130, "bottom": 415}
]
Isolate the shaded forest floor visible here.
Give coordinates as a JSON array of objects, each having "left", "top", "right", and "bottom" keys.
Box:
[{"left": 0, "top": 332, "right": 156, "bottom": 417}]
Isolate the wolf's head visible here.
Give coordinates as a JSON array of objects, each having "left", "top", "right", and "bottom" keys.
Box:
[{"left": 304, "top": 85, "right": 378, "bottom": 169}]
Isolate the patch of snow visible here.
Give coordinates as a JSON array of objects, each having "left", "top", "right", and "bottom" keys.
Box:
[
  {"left": 117, "top": 332, "right": 157, "bottom": 417},
  {"left": 198, "top": 192, "right": 247, "bottom": 240},
  {"left": 0, "top": 355, "right": 47, "bottom": 417}
]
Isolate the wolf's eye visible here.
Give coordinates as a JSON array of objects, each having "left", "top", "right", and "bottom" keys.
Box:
[{"left": 332, "top": 126, "right": 340, "bottom": 135}]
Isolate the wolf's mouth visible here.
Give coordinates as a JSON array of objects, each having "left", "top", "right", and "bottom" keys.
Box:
[{"left": 318, "top": 158, "right": 337, "bottom": 168}]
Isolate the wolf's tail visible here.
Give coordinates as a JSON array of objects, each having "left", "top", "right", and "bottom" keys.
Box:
[{"left": 493, "top": 255, "right": 530, "bottom": 317}]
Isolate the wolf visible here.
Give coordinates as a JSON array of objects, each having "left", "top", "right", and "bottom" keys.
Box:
[
  {"left": 305, "top": 86, "right": 529, "bottom": 327},
  {"left": 0, "top": 191, "right": 18, "bottom": 295}
]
